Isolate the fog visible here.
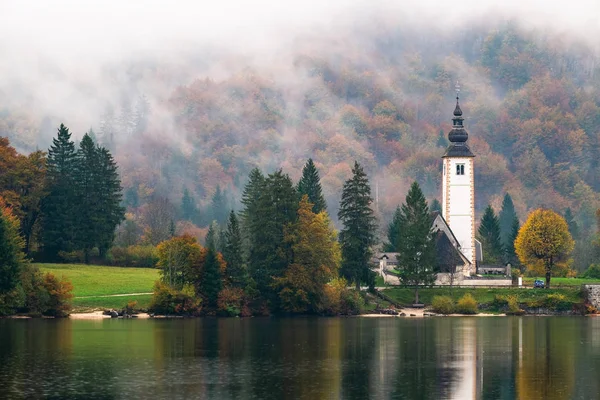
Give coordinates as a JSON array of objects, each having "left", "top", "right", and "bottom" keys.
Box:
[{"left": 1, "top": 0, "right": 599, "bottom": 140}]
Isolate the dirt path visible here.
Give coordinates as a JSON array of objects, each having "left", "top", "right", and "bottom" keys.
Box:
[{"left": 74, "top": 292, "right": 152, "bottom": 299}]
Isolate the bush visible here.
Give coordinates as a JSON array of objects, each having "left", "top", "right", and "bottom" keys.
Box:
[
  {"left": 321, "top": 278, "right": 364, "bottom": 315},
  {"left": 455, "top": 293, "right": 478, "bottom": 314},
  {"left": 42, "top": 273, "right": 74, "bottom": 317},
  {"left": 109, "top": 245, "right": 159, "bottom": 268},
  {"left": 124, "top": 300, "right": 138, "bottom": 314},
  {"left": 148, "top": 281, "right": 201, "bottom": 315},
  {"left": 506, "top": 296, "right": 524, "bottom": 315},
  {"left": 582, "top": 264, "right": 600, "bottom": 279},
  {"left": 431, "top": 296, "right": 455, "bottom": 314},
  {"left": 217, "top": 287, "right": 251, "bottom": 317}
]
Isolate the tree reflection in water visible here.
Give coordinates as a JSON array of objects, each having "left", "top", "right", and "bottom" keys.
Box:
[{"left": 0, "top": 317, "right": 599, "bottom": 399}]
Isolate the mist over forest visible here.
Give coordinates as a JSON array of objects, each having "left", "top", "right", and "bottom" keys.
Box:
[{"left": 2, "top": 0, "right": 600, "bottom": 236}]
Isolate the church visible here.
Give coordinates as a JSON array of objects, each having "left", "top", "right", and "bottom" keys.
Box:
[{"left": 376, "top": 89, "right": 483, "bottom": 284}]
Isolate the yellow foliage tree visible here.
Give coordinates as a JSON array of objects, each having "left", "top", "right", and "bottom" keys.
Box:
[
  {"left": 275, "top": 196, "right": 341, "bottom": 313},
  {"left": 515, "top": 209, "right": 574, "bottom": 288}
]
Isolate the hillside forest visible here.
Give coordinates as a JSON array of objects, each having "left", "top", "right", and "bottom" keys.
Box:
[{"left": 2, "top": 20, "right": 600, "bottom": 273}]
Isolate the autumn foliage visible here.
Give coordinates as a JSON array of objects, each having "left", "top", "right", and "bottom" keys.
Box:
[{"left": 515, "top": 209, "right": 575, "bottom": 288}]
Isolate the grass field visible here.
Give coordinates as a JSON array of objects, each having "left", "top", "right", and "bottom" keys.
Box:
[
  {"left": 384, "top": 287, "right": 583, "bottom": 307},
  {"left": 523, "top": 277, "right": 600, "bottom": 287},
  {"left": 35, "top": 263, "right": 159, "bottom": 311}
]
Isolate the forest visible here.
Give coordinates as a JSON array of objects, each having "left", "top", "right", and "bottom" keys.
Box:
[{"left": 1, "top": 17, "right": 600, "bottom": 273}]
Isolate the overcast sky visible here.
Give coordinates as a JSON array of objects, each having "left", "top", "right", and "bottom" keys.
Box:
[{"left": 1, "top": 0, "right": 599, "bottom": 142}]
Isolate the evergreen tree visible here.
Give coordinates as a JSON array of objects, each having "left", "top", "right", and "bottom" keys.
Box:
[
  {"left": 396, "top": 182, "right": 437, "bottom": 304},
  {"left": 478, "top": 205, "right": 504, "bottom": 264},
  {"left": 564, "top": 208, "right": 579, "bottom": 239},
  {"left": 94, "top": 147, "right": 125, "bottom": 257},
  {"left": 211, "top": 185, "right": 228, "bottom": 225},
  {"left": 430, "top": 199, "right": 442, "bottom": 213},
  {"left": 297, "top": 158, "right": 327, "bottom": 213},
  {"left": 384, "top": 206, "right": 401, "bottom": 252},
  {"left": 181, "top": 188, "right": 197, "bottom": 222},
  {"left": 223, "top": 211, "right": 247, "bottom": 288},
  {"left": 217, "top": 224, "right": 227, "bottom": 254},
  {"left": 240, "top": 168, "right": 265, "bottom": 260},
  {"left": 41, "top": 124, "right": 77, "bottom": 259},
  {"left": 506, "top": 216, "right": 520, "bottom": 267},
  {"left": 205, "top": 221, "right": 217, "bottom": 251},
  {"left": 201, "top": 248, "right": 222, "bottom": 308},
  {"left": 338, "top": 161, "right": 377, "bottom": 291},
  {"left": 248, "top": 170, "right": 299, "bottom": 302},
  {"left": 499, "top": 193, "right": 518, "bottom": 247},
  {"left": 74, "top": 133, "right": 100, "bottom": 263}
]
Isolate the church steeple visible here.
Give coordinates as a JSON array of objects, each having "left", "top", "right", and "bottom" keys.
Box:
[{"left": 443, "top": 82, "right": 474, "bottom": 157}]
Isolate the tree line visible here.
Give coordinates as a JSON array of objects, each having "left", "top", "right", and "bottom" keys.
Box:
[
  {"left": 149, "top": 159, "right": 378, "bottom": 315},
  {"left": 0, "top": 125, "right": 125, "bottom": 263}
]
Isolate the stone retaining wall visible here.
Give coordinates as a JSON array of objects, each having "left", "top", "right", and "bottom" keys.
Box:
[{"left": 583, "top": 285, "right": 600, "bottom": 309}]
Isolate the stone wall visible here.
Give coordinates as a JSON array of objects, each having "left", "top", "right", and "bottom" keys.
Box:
[{"left": 583, "top": 285, "right": 600, "bottom": 309}]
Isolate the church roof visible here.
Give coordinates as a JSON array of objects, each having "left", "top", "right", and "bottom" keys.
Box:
[{"left": 443, "top": 95, "right": 475, "bottom": 158}]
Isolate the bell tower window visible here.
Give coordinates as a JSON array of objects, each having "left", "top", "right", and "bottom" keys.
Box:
[{"left": 456, "top": 164, "right": 465, "bottom": 175}]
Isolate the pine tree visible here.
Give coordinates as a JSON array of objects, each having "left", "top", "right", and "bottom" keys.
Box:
[
  {"left": 338, "top": 161, "right": 377, "bottom": 291},
  {"left": 430, "top": 199, "right": 442, "bottom": 213},
  {"left": 297, "top": 159, "right": 327, "bottom": 213},
  {"left": 499, "top": 193, "right": 518, "bottom": 247},
  {"left": 94, "top": 147, "right": 125, "bottom": 257},
  {"left": 217, "top": 225, "right": 227, "bottom": 254},
  {"left": 223, "top": 211, "right": 247, "bottom": 288},
  {"left": 384, "top": 206, "right": 402, "bottom": 252},
  {"left": 478, "top": 205, "right": 504, "bottom": 264},
  {"left": 396, "top": 182, "right": 437, "bottom": 304},
  {"left": 201, "top": 248, "right": 222, "bottom": 308},
  {"left": 181, "top": 188, "right": 197, "bottom": 222},
  {"left": 74, "top": 133, "right": 100, "bottom": 263},
  {"left": 205, "top": 222, "right": 217, "bottom": 250},
  {"left": 564, "top": 208, "right": 579, "bottom": 240},
  {"left": 41, "top": 124, "right": 77, "bottom": 259},
  {"left": 506, "top": 216, "right": 520, "bottom": 267},
  {"left": 249, "top": 170, "right": 299, "bottom": 301},
  {"left": 211, "top": 185, "right": 228, "bottom": 225}
]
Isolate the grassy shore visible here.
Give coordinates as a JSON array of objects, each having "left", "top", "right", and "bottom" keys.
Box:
[
  {"left": 384, "top": 287, "right": 583, "bottom": 308},
  {"left": 35, "top": 263, "right": 159, "bottom": 312}
]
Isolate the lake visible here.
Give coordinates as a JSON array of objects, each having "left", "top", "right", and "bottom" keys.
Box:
[{"left": 0, "top": 317, "right": 599, "bottom": 399}]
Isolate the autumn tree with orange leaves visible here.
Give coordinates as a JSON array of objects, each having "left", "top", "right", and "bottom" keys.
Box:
[{"left": 515, "top": 209, "right": 574, "bottom": 289}]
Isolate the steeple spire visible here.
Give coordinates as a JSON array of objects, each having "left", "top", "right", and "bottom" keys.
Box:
[{"left": 443, "top": 82, "right": 474, "bottom": 157}]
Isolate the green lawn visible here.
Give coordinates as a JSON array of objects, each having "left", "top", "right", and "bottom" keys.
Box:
[
  {"left": 71, "top": 294, "right": 153, "bottom": 311},
  {"left": 36, "top": 263, "right": 159, "bottom": 297},
  {"left": 384, "top": 287, "right": 583, "bottom": 307},
  {"left": 523, "top": 277, "right": 600, "bottom": 287}
]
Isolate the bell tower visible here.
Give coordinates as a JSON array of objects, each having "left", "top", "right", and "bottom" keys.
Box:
[{"left": 442, "top": 83, "right": 476, "bottom": 275}]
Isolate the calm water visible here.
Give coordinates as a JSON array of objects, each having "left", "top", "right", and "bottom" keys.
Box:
[{"left": 0, "top": 317, "right": 599, "bottom": 399}]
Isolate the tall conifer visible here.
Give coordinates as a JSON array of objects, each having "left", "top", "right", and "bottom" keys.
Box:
[
  {"left": 41, "top": 124, "right": 77, "bottom": 259},
  {"left": 297, "top": 158, "right": 327, "bottom": 213},
  {"left": 499, "top": 193, "right": 518, "bottom": 246},
  {"left": 396, "top": 182, "right": 437, "bottom": 304},
  {"left": 223, "top": 211, "right": 247, "bottom": 288},
  {"left": 478, "top": 205, "right": 504, "bottom": 264},
  {"left": 384, "top": 206, "right": 401, "bottom": 252},
  {"left": 338, "top": 161, "right": 376, "bottom": 290}
]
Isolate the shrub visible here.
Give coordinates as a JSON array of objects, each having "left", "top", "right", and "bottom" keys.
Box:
[
  {"left": 582, "top": 264, "right": 600, "bottom": 279},
  {"left": 148, "top": 281, "right": 201, "bottom": 315},
  {"left": 58, "top": 250, "right": 86, "bottom": 263},
  {"left": 321, "top": 278, "right": 364, "bottom": 315},
  {"left": 42, "top": 273, "right": 74, "bottom": 317},
  {"left": 506, "top": 296, "right": 524, "bottom": 315},
  {"left": 124, "top": 300, "right": 138, "bottom": 314},
  {"left": 456, "top": 293, "right": 478, "bottom": 314},
  {"left": 431, "top": 295, "right": 455, "bottom": 314},
  {"left": 217, "top": 287, "right": 250, "bottom": 317},
  {"left": 109, "top": 245, "right": 159, "bottom": 268}
]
